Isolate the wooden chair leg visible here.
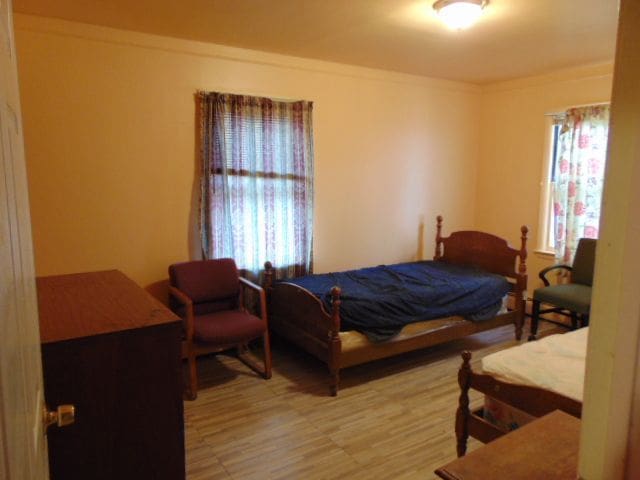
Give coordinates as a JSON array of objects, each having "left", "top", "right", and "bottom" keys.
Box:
[
  {"left": 529, "top": 299, "right": 541, "bottom": 341},
  {"left": 570, "top": 312, "right": 579, "bottom": 330},
  {"left": 237, "top": 338, "right": 272, "bottom": 379}
]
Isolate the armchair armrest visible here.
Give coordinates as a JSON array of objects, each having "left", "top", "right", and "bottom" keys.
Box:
[
  {"left": 168, "top": 285, "right": 194, "bottom": 341},
  {"left": 239, "top": 276, "right": 262, "bottom": 291},
  {"left": 539, "top": 264, "right": 572, "bottom": 287},
  {"left": 239, "top": 277, "right": 268, "bottom": 322}
]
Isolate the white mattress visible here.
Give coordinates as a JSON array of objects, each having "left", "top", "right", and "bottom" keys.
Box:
[{"left": 481, "top": 327, "right": 588, "bottom": 402}]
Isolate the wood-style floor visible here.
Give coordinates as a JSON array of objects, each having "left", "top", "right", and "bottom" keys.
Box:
[{"left": 185, "top": 321, "right": 562, "bottom": 480}]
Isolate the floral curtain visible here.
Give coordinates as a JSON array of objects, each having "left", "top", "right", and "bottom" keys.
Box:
[
  {"left": 553, "top": 105, "right": 609, "bottom": 263},
  {"left": 198, "top": 92, "right": 314, "bottom": 278}
]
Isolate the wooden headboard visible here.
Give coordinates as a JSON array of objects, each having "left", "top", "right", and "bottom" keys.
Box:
[{"left": 433, "top": 216, "right": 528, "bottom": 284}]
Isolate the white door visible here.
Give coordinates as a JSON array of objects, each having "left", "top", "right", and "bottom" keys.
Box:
[{"left": 0, "top": 0, "right": 49, "bottom": 478}]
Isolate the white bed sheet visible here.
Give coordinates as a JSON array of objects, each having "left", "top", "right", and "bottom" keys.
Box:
[{"left": 481, "top": 327, "right": 588, "bottom": 402}]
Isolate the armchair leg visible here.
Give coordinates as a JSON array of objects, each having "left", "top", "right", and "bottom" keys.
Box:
[
  {"left": 570, "top": 312, "right": 579, "bottom": 330},
  {"left": 529, "top": 299, "right": 541, "bottom": 341},
  {"left": 237, "top": 339, "right": 272, "bottom": 380}
]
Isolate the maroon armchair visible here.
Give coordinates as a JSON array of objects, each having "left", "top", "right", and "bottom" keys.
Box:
[{"left": 168, "top": 258, "right": 272, "bottom": 400}]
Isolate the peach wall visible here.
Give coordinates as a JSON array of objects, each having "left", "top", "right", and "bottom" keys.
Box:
[
  {"left": 477, "top": 64, "right": 613, "bottom": 285},
  {"left": 14, "top": 15, "right": 480, "bottom": 291}
]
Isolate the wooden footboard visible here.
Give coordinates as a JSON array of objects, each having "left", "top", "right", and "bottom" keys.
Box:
[
  {"left": 264, "top": 271, "right": 344, "bottom": 395},
  {"left": 264, "top": 216, "right": 529, "bottom": 396},
  {"left": 456, "top": 350, "right": 582, "bottom": 457}
]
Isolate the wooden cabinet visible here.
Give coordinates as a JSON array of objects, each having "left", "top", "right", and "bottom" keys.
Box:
[{"left": 37, "top": 270, "right": 185, "bottom": 480}]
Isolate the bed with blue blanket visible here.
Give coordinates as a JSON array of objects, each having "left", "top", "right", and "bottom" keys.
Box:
[{"left": 264, "top": 216, "right": 528, "bottom": 396}]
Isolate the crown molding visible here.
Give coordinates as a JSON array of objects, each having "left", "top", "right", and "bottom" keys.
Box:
[
  {"left": 482, "top": 62, "right": 614, "bottom": 94},
  {"left": 14, "top": 14, "right": 482, "bottom": 95}
]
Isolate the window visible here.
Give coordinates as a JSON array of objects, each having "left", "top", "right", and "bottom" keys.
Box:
[
  {"left": 539, "top": 105, "right": 609, "bottom": 262},
  {"left": 198, "top": 92, "right": 314, "bottom": 277},
  {"left": 539, "top": 120, "right": 562, "bottom": 253}
]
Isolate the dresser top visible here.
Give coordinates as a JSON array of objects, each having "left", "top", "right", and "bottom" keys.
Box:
[
  {"left": 435, "top": 410, "right": 580, "bottom": 479},
  {"left": 37, "top": 270, "right": 180, "bottom": 344}
]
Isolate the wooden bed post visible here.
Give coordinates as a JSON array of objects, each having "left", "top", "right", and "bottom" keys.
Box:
[
  {"left": 263, "top": 261, "right": 274, "bottom": 294},
  {"left": 328, "top": 286, "right": 342, "bottom": 396},
  {"left": 456, "top": 350, "right": 472, "bottom": 457},
  {"left": 515, "top": 226, "right": 529, "bottom": 340},
  {"left": 434, "top": 215, "right": 443, "bottom": 260}
]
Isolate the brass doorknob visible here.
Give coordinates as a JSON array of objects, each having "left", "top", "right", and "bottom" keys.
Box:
[{"left": 43, "top": 404, "right": 75, "bottom": 430}]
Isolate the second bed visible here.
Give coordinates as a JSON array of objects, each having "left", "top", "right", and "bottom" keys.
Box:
[{"left": 455, "top": 327, "right": 587, "bottom": 456}]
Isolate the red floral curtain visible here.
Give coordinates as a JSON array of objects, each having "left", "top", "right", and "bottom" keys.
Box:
[
  {"left": 553, "top": 105, "right": 609, "bottom": 263},
  {"left": 198, "top": 92, "right": 314, "bottom": 277}
]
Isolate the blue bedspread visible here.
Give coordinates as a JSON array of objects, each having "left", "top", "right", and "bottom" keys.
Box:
[{"left": 282, "top": 261, "right": 510, "bottom": 342}]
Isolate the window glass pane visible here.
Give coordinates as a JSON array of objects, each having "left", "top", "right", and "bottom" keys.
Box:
[
  {"left": 550, "top": 124, "right": 561, "bottom": 183},
  {"left": 544, "top": 123, "right": 562, "bottom": 252}
]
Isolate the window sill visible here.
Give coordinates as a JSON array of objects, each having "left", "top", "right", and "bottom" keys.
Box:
[{"left": 534, "top": 249, "right": 556, "bottom": 258}]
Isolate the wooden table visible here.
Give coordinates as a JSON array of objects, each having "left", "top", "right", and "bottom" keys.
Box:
[{"left": 435, "top": 410, "right": 580, "bottom": 479}]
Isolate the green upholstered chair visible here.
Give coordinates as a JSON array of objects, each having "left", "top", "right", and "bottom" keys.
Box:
[{"left": 528, "top": 238, "right": 597, "bottom": 340}]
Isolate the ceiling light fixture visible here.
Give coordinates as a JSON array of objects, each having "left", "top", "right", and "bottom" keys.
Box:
[{"left": 433, "top": 0, "right": 488, "bottom": 30}]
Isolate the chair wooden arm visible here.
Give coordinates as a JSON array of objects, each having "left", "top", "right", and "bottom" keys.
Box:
[
  {"left": 538, "top": 264, "right": 572, "bottom": 286},
  {"left": 239, "top": 276, "right": 262, "bottom": 292},
  {"left": 168, "top": 285, "right": 194, "bottom": 341},
  {"left": 239, "top": 277, "right": 268, "bottom": 322}
]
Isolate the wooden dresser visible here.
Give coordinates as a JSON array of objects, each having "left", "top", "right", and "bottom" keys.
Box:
[{"left": 37, "top": 270, "right": 185, "bottom": 480}]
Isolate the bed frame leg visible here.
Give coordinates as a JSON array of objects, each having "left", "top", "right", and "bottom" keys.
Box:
[
  {"left": 434, "top": 215, "right": 443, "bottom": 260},
  {"left": 329, "top": 369, "right": 339, "bottom": 397},
  {"left": 263, "top": 261, "right": 274, "bottom": 291},
  {"left": 515, "top": 309, "right": 524, "bottom": 341},
  {"left": 515, "top": 225, "right": 528, "bottom": 342},
  {"left": 327, "top": 286, "right": 342, "bottom": 397},
  {"left": 456, "top": 350, "right": 472, "bottom": 457}
]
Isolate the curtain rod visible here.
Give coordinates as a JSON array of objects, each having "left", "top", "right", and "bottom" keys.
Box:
[
  {"left": 196, "top": 90, "right": 306, "bottom": 104},
  {"left": 544, "top": 101, "right": 611, "bottom": 117}
]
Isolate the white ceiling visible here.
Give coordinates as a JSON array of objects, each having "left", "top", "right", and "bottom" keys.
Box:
[{"left": 12, "top": 0, "right": 620, "bottom": 84}]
